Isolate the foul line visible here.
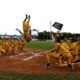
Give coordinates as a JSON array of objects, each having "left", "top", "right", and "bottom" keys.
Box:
[
  {"left": 22, "top": 53, "right": 42, "bottom": 61},
  {"left": 9, "top": 52, "right": 43, "bottom": 61},
  {"left": 9, "top": 52, "right": 34, "bottom": 58}
]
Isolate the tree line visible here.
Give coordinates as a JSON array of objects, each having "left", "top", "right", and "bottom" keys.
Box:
[{"left": 37, "top": 31, "right": 80, "bottom": 40}]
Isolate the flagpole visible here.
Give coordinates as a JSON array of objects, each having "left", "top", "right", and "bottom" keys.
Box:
[
  {"left": 50, "top": 21, "right": 52, "bottom": 33},
  {"left": 50, "top": 21, "right": 54, "bottom": 41}
]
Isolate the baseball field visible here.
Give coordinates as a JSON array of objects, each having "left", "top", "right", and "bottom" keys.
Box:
[{"left": 0, "top": 40, "right": 80, "bottom": 80}]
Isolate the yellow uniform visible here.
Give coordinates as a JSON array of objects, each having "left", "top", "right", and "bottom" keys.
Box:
[
  {"left": 77, "top": 42, "right": 80, "bottom": 56},
  {"left": 18, "top": 38, "right": 26, "bottom": 50},
  {"left": 8, "top": 39, "right": 15, "bottom": 54},
  {"left": 62, "top": 43, "right": 70, "bottom": 50},
  {"left": 15, "top": 38, "right": 26, "bottom": 51},
  {"left": 15, "top": 39, "right": 21, "bottom": 51},
  {"left": 0, "top": 45, "right": 6, "bottom": 55},
  {"left": 16, "top": 14, "right": 31, "bottom": 42},
  {"left": 60, "top": 43, "right": 72, "bottom": 64},
  {"left": 70, "top": 42, "right": 78, "bottom": 62},
  {"left": 23, "top": 20, "right": 31, "bottom": 39},
  {"left": 1, "top": 39, "right": 9, "bottom": 54},
  {"left": 46, "top": 42, "right": 62, "bottom": 65},
  {"left": 45, "top": 37, "right": 74, "bottom": 69},
  {"left": 23, "top": 20, "right": 29, "bottom": 32},
  {"left": 46, "top": 41, "right": 72, "bottom": 67}
]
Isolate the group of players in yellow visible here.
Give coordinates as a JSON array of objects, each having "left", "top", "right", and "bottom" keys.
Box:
[
  {"left": 45, "top": 35, "right": 80, "bottom": 71},
  {"left": 0, "top": 14, "right": 30, "bottom": 56},
  {"left": 0, "top": 37, "right": 26, "bottom": 55}
]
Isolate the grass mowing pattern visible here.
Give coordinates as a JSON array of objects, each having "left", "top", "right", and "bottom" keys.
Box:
[
  {"left": 26, "top": 40, "right": 53, "bottom": 50},
  {"left": 0, "top": 71, "right": 80, "bottom": 80}
]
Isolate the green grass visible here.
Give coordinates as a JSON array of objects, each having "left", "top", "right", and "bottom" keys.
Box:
[
  {"left": 0, "top": 40, "right": 53, "bottom": 50},
  {"left": 0, "top": 71, "right": 80, "bottom": 80},
  {"left": 26, "top": 40, "right": 53, "bottom": 50}
]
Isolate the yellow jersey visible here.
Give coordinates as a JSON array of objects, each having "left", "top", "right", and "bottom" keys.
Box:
[
  {"left": 70, "top": 42, "right": 78, "bottom": 55},
  {"left": 60, "top": 43, "right": 70, "bottom": 54}
]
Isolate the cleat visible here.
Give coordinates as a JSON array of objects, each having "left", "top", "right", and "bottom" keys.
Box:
[{"left": 44, "top": 64, "right": 52, "bottom": 69}]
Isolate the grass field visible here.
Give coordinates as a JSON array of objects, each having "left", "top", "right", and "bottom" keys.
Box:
[
  {"left": 0, "top": 71, "right": 80, "bottom": 80},
  {"left": 26, "top": 40, "right": 53, "bottom": 50}
]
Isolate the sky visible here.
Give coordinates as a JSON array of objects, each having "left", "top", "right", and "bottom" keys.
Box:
[{"left": 0, "top": 0, "right": 80, "bottom": 35}]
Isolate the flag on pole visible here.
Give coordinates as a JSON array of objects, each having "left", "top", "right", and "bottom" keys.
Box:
[{"left": 52, "top": 22, "right": 63, "bottom": 30}]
